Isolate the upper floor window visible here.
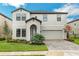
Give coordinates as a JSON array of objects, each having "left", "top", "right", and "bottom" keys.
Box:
[
  {"left": 43, "top": 14, "right": 48, "bottom": 22},
  {"left": 16, "top": 13, "right": 21, "bottom": 21},
  {"left": 74, "top": 23, "right": 76, "bottom": 26},
  {"left": 22, "top": 13, "right": 26, "bottom": 21},
  {"left": 57, "top": 14, "right": 61, "bottom": 22}
]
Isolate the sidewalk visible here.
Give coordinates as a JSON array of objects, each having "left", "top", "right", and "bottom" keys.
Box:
[
  {"left": 47, "top": 50, "right": 79, "bottom": 56},
  {"left": 0, "top": 50, "right": 79, "bottom": 56},
  {"left": 0, "top": 51, "right": 48, "bottom": 56}
]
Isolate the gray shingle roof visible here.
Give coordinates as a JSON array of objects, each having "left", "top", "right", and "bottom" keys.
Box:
[{"left": 12, "top": 8, "right": 68, "bottom": 14}]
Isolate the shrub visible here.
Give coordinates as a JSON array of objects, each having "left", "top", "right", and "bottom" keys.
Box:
[
  {"left": 31, "top": 34, "right": 45, "bottom": 44},
  {"left": 7, "top": 39, "right": 28, "bottom": 44},
  {"left": 69, "top": 35, "right": 75, "bottom": 41},
  {"left": 0, "top": 38, "right": 5, "bottom": 41}
]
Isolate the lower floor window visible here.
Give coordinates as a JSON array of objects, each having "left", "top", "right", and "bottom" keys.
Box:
[
  {"left": 16, "top": 29, "right": 20, "bottom": 37},
  {"left": 22, "top": 29, "right": 26, "bottom": 37},
  {"left": 16, "top": 28, "right": 26, "bottom": 37}
]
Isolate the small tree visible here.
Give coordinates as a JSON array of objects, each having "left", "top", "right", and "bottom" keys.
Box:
[
  {"left": 3, "top": 21, "right": 9, "bottom": 41},
  {"left": 31, "top": 34, "right": 45, "bottom": 44},
  {"left": 65, "top": 25, "right": 72, "bottom": 40}
]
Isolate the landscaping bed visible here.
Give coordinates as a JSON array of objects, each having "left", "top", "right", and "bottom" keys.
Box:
[{"left": 0, "top": 40, "right": 48, "bottom": 52}]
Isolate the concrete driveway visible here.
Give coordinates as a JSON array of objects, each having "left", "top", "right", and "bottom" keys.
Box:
[{"left": 44, "top": 39, "right": 79, "bottom": 50}]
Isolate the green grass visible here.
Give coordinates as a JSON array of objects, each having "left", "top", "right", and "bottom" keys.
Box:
[
  {"left": 69, "top": 35, "right": 79, "bottom": 45},
  {"left": 0, "top": 40, "right": 48, "bottom": 52},
  {"left": 74, "top": 39, "right": 79, "bottom": 45}
]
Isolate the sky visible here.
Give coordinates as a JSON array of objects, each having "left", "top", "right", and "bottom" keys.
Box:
[{"left": 0, "top": 3, "right": 79, "bottom": 22}]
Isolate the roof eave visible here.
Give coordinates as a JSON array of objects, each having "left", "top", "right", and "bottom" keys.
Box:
[{"left": 0, "top": 13, "right": 12, "bottom": 20}]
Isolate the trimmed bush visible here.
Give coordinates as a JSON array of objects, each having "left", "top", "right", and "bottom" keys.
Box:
[
  {"left": 31, "top": 34, "right": 45, "bottom": 44},
  {"left": 7, "top": 39, "right": 28, "bottom": 44},
  {"left": 69, "top": 35, "right": 75, "bottom": 41},
  {"left": 0, "top": 38, "right": 5, "bottom": 41}
]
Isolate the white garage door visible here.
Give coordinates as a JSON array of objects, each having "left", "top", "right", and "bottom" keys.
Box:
[{"left": 41, "top": 30, "right": 63, "bottom": 40}]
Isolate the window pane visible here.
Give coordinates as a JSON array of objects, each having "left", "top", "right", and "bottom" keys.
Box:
[
  {"left": 57, "top": 14, "right": 61, "bottom": 21},
  {"left": 16, "top": 17, "right": 20, "bottom": 21},
  {"left": 22, "top": 29, "right": 26, "bottom": 37},
  {"left": 22, "top": 14, "right": 26, "bottom": 21},
  {"left": 16, "top": 13, "right": 21, "bottom": 21},
  {"left": 16, "top": 29, "right": 20, "bottom": 37},
  {"left": 43, "top": 15, "right": 47, "bottom": 22},
  {"left": 22, "top": 17, "right": 26, "bottom": 21}
]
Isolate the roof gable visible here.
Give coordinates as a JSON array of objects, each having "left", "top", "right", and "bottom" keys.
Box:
[
  {"left": 12, "top": 8, "right": 31, "bottom": 13},
  {"left": 25, "top": 17, "right": 42, "bottom": 23}
]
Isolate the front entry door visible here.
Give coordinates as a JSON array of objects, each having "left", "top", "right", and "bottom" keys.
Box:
[{"left": 30, "top": 25, "right": 37, "bottom": 40}]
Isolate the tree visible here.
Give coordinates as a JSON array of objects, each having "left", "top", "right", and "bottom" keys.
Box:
[
  {"left": 65, "top": 25, "right": 72, "bottom": 40},
  {"left": 3, "top": 21, "right": 9, "bottom": 41}
]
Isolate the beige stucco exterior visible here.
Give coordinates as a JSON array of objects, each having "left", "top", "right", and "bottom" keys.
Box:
[{"left": 12, "top": 8, "right": 67, "bottom": 41}]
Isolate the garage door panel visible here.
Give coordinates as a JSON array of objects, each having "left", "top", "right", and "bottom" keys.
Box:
[{"left": 41, "top": 30, "right": 63, "bottom": 39}]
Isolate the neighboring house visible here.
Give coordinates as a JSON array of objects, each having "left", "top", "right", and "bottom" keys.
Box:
[
  {"left": 0, "top": 13, "right": 12, "bottom": 38},
  {"left": 67, "top": 19, "right": 79, "bottom": 35},
  {"left": 12, "top": 8, "right": 68, "bottom": 41}
]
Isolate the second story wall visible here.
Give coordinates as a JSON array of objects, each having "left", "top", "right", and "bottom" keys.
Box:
[
  {"left": 31, "top": 14, "right": 67, "bottom": 26},
  {"left": 12, "top": 9, "right": 30, "bottom": 28}
]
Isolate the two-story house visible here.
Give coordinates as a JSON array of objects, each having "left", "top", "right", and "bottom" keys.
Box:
[{"left": 12, "top": 8, "right": 68, "bottom": 41}]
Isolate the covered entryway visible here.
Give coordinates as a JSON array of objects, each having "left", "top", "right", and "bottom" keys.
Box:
[
  {"left": 25, "top": 17, "right": 42, "bottom": 41},
  {"left": 30, "top": 25, "right": 37, "bottom": 40}
]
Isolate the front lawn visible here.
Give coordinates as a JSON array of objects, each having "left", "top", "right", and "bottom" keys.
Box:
[{"left": 0, "top": 40, "right": 48, "bottom": 52}]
